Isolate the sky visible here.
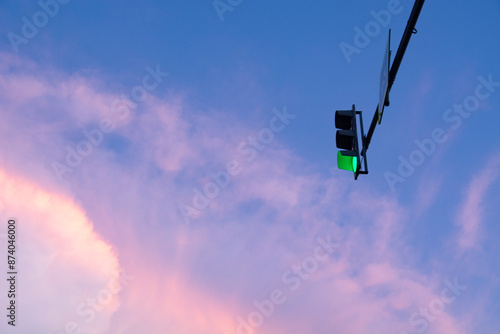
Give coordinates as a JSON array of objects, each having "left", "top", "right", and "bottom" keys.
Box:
[{"left": 0, "top": 0, "right": 499, "bottom": 333}]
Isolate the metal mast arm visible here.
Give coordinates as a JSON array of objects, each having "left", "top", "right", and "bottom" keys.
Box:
[{"left": 364, "top": 0, "right": 426, "bottom": 150}]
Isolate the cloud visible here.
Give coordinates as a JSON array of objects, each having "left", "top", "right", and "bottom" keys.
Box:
[
  {"left": 456, "top": 152, "right": 500, "bottom": 251},
  {"left": 0, "top": 168, "right": 121, "bottom": 334},
  {"left": 0, "top": 51, "right": 472, "bottom": 334}
]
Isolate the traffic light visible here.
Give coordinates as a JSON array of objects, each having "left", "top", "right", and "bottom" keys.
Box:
[{"left": 335, "top": 105, "right": 361, "bottom": 175}]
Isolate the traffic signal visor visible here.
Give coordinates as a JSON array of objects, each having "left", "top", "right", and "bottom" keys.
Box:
[
  {"left": 336, "top": 129, "right": 356, "bottom": 150},
  {"left": 337, "top": 151, "right": 358, "bottom": 172}
]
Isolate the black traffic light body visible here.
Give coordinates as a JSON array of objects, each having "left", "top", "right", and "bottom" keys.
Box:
[{"left": 335, "top": 105, "right": 368, "bottom": 179}]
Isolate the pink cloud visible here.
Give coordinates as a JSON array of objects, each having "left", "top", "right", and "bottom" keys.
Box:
[
  {"left": 0, "top": 168, "right": 122, "bottom": 334},
  {"left": 0, "top": 51, "right": 475, "bottom": 334},
  {"left": 456, "top": 152, "right": 500, "bottom": 251}
]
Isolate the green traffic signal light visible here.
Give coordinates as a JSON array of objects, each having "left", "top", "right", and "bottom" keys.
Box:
[{"left": 337, "top": 151, "right": 358, "bottom": 172}]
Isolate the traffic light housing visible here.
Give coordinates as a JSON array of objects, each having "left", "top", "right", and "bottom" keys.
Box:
[{"left": 335, "top": 105, "right": 363, "bottom": 178}]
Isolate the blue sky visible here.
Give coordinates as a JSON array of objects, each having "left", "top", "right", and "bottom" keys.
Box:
[{"left": 0, "top": 1, "right": 499, "bottom": 333}]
